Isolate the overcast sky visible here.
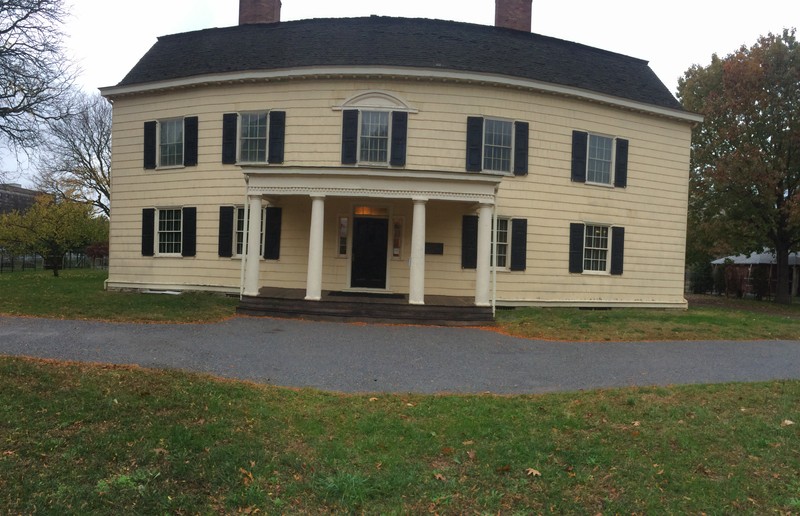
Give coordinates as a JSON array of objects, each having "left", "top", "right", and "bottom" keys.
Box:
[{"left": 3, "top": 0, "right": 797, "bottom": 184}]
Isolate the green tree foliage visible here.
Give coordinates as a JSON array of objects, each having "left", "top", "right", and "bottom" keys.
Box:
[
  {"left": 0, "top": 195, "right": 107, "bottom": 276},
  {"left": 678, "top": 29, "right": 800, "bottom": 304}
]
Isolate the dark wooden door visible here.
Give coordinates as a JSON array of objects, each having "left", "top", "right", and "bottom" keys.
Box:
[{"left": 351, "top": 217, "right": 389, "bottom": 289}]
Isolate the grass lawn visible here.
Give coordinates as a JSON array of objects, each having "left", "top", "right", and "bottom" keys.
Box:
[
  {"left": 2, "top": 268, "right": 800, "bottom": 340},
  {"left": 1, "top": 356, "right": 798, "bottom": 513},
  {"left": 0, "top": 269, "right": 237, "bottom": 323}
]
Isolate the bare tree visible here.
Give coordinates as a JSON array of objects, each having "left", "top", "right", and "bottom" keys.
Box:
[
  {"left": 0, "top": 0, "right": 75, "bottom": 149},
  {"left": 34, "top": 92, "right": 111, "bottom": 216}
]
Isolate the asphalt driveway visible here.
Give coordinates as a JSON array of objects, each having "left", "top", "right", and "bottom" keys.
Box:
[{"left": 1, "top": 315, "right": 799, "bottom": 394}]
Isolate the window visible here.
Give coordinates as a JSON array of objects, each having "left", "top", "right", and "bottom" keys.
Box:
[
  {"left": 221, "top": 111, "right": 286, "bottom": 165},
  {"left": 462, "top": 215, "right": 527, "bottom": 271},
  {"left": 141, "top": 207, "right": 196, "bottom": 257},
  {"left": 338, "top": 217, "right": 348, "bottom": 256},
  {"left": 569, "top": 223, "right": 625, "bottom": 275},
  {"left": 159, "top": 119, "right": 183, "bottom": 167},
  {"left": 492, "top": 218, "right": 509, "bottom": 268},
  {"left": 571, "top": 131, "right": 629, "bottom": 188},
  {"left": 587, "top": 134, "right": 613, "bottom": 184},
  {"left": 143, "top": 117, "right": 198, "bottom": 169},
  {"left": 158, "top": 209, "right": 182, "bottom": 254},
  {"left": 466, "top": 117, "right": 528, "bottom": 175},
  {"left": 239, "top": 112, "right": 268, "bottom": 163},
  {"left": 583, "top": 225, "right": 609, "bottom": 272},
  {"left": 232, "top": 207, "right": 267, "bottom": 257},
  {"left": 392, "top": 217, "right": 404, "bottom": 259},
  {"left": 484, "top": 119, "right": 513, "bottom": 172},
  {"left": 341, "top": 110, "right": 408, "bottom": 167},
  {"left": 360, "top": 111, "right": 389, "bottom": 163}
]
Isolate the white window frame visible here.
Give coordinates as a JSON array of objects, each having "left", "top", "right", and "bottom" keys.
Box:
[
  {"left": 583, "top": 224, "right": 610, "bottom": 274},
  {"left": 491, "top": 217, "right": 511, "bottom": 270},
  {"left": 337, "top": 216, "right": 349, "bottom": 257},
  {"left": 158, "top": 118, "right": 184, "bottom": 168},
  {"left": 233, "top": 206, "right": 265, "bottom": 258},
  {"left": 156, "top": 208, "right": 182, "bottom": 256},
  {"left": 585, "top": 133, "right": 615, "bottom": 186},
  {"left": 483, "top": 118, "right": 514, "bottom": 173},
  {"left": 358, "top": 110, "right": 391, "bottom": 165},
  {"left": 238, "top": 111, "right": 270, "bottom": 164},
  {"left": 391, "top": 216, "right": 404, "bottom": 260}
]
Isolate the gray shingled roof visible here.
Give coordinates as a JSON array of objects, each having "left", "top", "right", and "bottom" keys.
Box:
[{"left": 118, "top": 16, "right": 682, "bottom": 111}]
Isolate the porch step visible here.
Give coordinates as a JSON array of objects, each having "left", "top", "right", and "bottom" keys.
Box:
[{"left": 236, "top": 295, "right": 495, "bottom": 326}]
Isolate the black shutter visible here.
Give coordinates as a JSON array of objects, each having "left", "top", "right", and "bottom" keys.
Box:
[
  {"left": 141, "top": 208, "right": 155, "bottom": 256},
  {"left": 568, "top": 223, "right": 584, "bottom": 273},
  {"left": 268, "top": 110, "right": 286, "bottom": 164},
  {"left": 509, "top": 218, "right": 528, "bottom": 271},
  {"left": 222, "top": 113, "right": 238, "bottom": 164},
  {"left": 143, "top": 121, "right": 157, "bottom": 169},
  {"left": 513, "top": 121, "right": 529, "bottom": 176},
  {"left": 341, "top": 109, "right": 359, "bottom": 164},
  {"left": 183, "top": 116, "right": 198, "bottom": 166},
  {"left": 610, "top": 226, "right": 625, "bottom": 275},
  {"left": 218, "top": 206, "right": 234, "bottom": 257},
  {"left": 461, "top": 215, "right": 478, "bottom": 269},
  {"left": 614, "top": 138, "right": 629, "bottom": 188},
  {"left": 263, "top": 206, "right": 282, "bottom": 260},
  {"left": 390, "top": 111, "right": 408, "bottom": 167},
  {"left": 571, "top": 131, "right": 588, "bottom": 182},
  {"left": 466, "top": 117, "right": 483, "bottom": 172},
  {"left": 182, "top": 207, "right": 197, "bottom": 257}
]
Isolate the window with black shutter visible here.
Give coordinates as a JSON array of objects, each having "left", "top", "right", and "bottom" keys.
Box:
[
  {"left": 181, "top": 207, "right": 197, "bottom": 257},
  {"left": 466, "top": 117, "right": 528, "bottom": 174},
  {"left": 571, "top": 130, "right": 629, "bottom": 187},
  {"left": 341, "top": 109, "right": 408, "bottom": 166}
]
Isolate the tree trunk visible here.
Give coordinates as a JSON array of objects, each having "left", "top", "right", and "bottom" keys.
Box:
[{"left": 774, "top": 242, "right": 792, "bottom": 304}]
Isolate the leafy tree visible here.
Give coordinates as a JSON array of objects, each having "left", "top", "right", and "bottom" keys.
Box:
[
  {"left": 0, "top": 0, "right": 75, "bottom": 149},
  {"left": 678, "top": 29, "right": 800, "bottom": 304},
  {"left": 0, "top": 195, "right": 107, "bottom": 276},
  {"left": 34, "top": 92, "right": 111, "bottom": 216}
]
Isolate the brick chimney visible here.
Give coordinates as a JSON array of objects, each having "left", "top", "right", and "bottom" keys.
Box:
[
  {"left": 495, "top": 0, "right": 532, "bottom": 32},
  {"left": 239, "top": 0, "right": 281, "bottom": 25}
]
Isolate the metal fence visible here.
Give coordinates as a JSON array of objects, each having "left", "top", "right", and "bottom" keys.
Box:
[{"left": 0, "top": 251, "right": 108, "bottom": 273}]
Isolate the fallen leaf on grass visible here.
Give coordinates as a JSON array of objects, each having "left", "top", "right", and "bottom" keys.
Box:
[
  {"left": 780, "top": 419, "right": 795, "bottom": 427},
  {"left": 240, "top": 468, "right": 254, "bottom": 486},
  {"left": 496, "top": 465, "right": 511, "bottom": 474},
  {"left": 462, "top": 440, "right": 474, "bottom": 445},
  {"left": 467, "top": 450, "right": 476, "bottom": 460},
  {"left": 369, "top": 397, "right": 378, "bottom": 402},
  {"left": 434, "top": 473, "right": 446, "bottom": 481},
  {"left": 526, "top": 468, "right": 541, "bottom": 477}
]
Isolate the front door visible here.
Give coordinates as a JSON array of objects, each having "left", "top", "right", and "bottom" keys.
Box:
[{"left": 351, "top": 217, "right": 389, "bottom": 289}]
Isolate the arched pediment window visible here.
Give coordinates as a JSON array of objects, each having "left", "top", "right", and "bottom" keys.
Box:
[{"left": 335, "top": 91, "right": 417, "bottom": 167}]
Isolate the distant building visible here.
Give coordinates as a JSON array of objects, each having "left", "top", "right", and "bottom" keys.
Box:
[{"left": 0, "top": 184, "right": 40, "bottom": 215}]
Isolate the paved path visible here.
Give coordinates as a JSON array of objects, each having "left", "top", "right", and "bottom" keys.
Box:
[{"left": 1, "top": 315, "right": 799, "bottom": 394}]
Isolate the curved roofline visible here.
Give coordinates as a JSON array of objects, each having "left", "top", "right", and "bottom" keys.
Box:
[
  {"left": 100, "top": 65, "right": 702, "bottom": 124},
  {"left": 108, "top": 16, "right": 690, "bottom": 113}
]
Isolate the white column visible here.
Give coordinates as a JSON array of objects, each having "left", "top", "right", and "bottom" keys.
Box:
[
  {"left": 409, "top": 198, "right": 427, "bottom": 305},
  {"left": 475, "top": 203, "right": 493, "bottom": 307},
  {"left": 242, "top": 194, "right": 263, "bottom": 297},
  {"left": 305, "top": 195, "right": 325, "bottom": 301}
]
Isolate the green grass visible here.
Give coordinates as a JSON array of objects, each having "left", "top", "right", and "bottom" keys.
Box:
[
  {"left": 496, "top": 304, "right": 800, "bottom": 341},
  {"left": 0, "top": 356, "right": 798, "bottom": 513},
  {"left": 0, "top": 269, "right": 237, "bottom": 322}
]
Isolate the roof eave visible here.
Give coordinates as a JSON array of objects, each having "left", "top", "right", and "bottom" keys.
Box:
[{"left": 99, "top": 65, "right": 703, "bottom": 124}]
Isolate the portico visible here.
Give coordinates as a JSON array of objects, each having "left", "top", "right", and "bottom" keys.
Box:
[{"left": 240, "top": 168, "right": 501, "bottom": 307}]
